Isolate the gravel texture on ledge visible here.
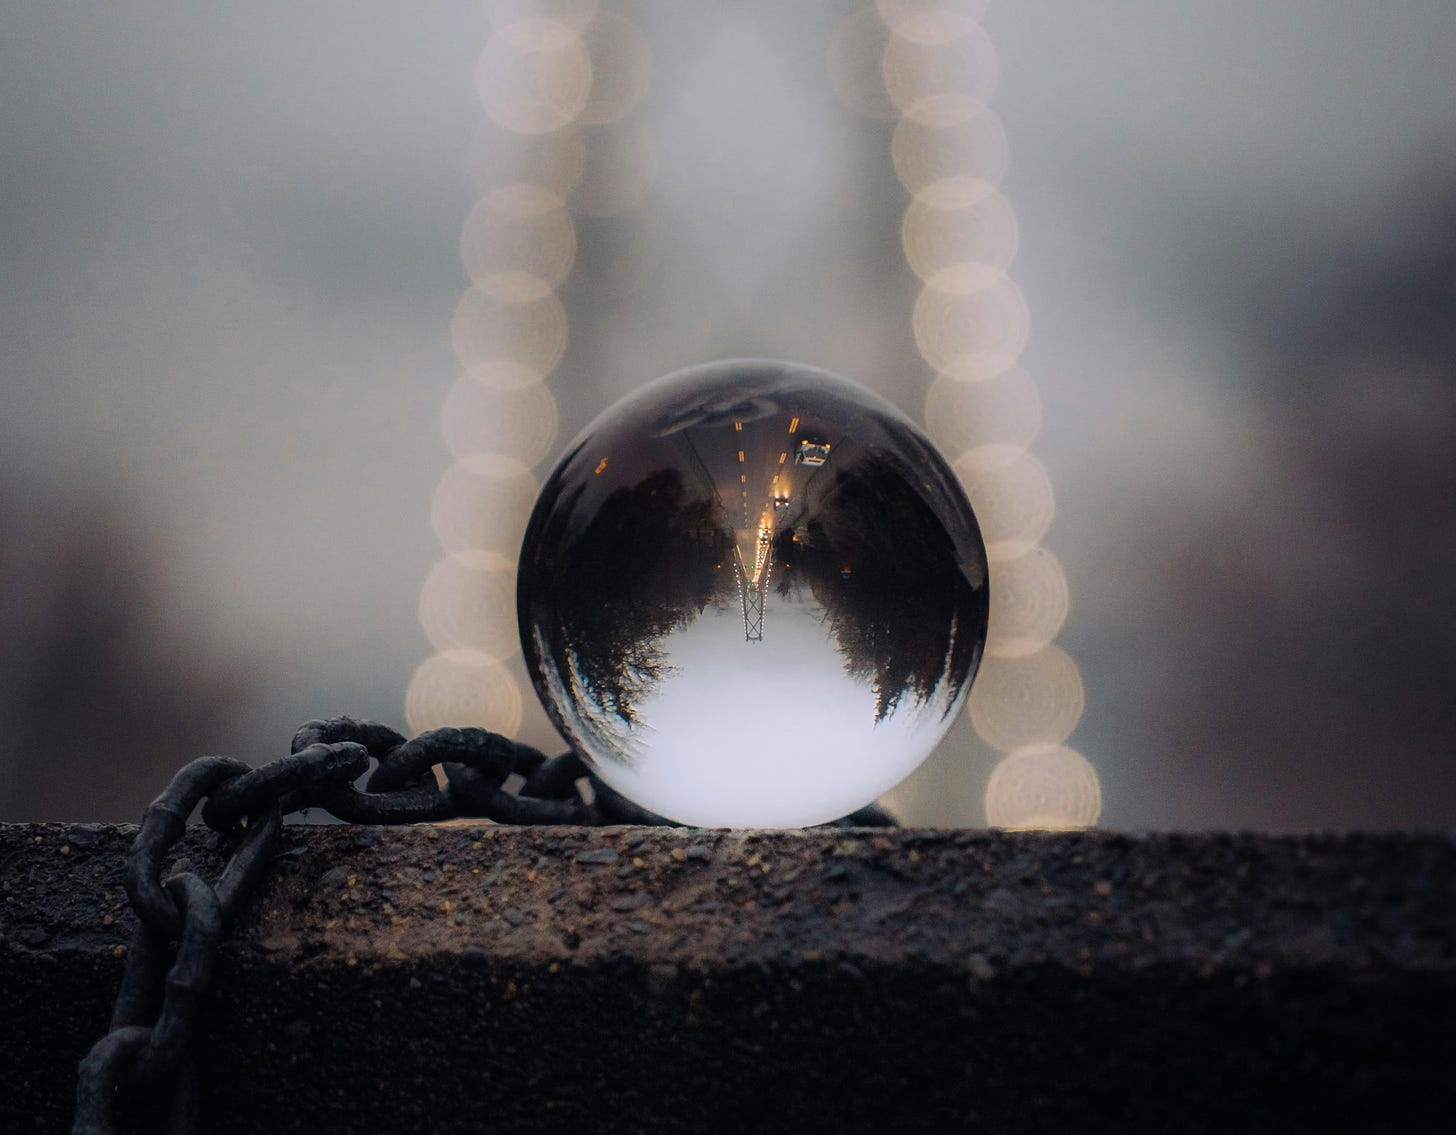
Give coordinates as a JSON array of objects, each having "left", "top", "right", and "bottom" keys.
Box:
[{"left": 3, "top": 822, "right": 1454, "bottom": 1134}]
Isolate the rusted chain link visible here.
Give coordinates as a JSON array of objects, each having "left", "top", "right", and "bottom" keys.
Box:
[{"left": 73, "top": 716, "right": 895, "bottom": 1134}]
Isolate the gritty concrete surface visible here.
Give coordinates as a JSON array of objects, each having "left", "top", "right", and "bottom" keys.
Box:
[{"left": 2, "top": 822, "right": 1454, "bottom": 1134}]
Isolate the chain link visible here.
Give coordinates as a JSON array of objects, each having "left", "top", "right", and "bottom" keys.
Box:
[{"left": 72, "top": 716, "right": 895, "bottom": 1134}]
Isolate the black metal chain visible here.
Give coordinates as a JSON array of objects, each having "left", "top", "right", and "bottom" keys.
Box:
[{"left": 72, "top": 716, "right": 893, "bottom": 1134}]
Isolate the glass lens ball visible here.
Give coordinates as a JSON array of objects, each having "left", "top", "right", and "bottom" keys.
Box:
[{"left": 517, "top": 359, "right": 989, "bottom": 827}]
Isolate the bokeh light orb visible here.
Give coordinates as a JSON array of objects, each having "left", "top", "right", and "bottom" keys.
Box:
[{"left": 518, "top": 360, "right": 989, "bottom": 827}]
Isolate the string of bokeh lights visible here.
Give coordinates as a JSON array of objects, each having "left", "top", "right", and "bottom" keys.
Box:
[
  {"left": 409, "top": 0, "right": 653, "bottom": 753},
  {"left": 831, "top": 0, "right": 1103, "bottom": 829},
  {"left": 413, "top": 1, "right": 1099, "bottom": 828}
]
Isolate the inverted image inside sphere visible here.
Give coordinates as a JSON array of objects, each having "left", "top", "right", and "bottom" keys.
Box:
[{"left": 517, "top": 359, "right": 989, "bottom": 827}]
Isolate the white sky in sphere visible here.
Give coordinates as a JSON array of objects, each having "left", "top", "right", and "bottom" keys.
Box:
[{"left": 599, "top": 590, "right": 952, "bottom": 828}]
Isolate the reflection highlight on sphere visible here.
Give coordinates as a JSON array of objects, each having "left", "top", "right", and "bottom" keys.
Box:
[{"left": 518, "top": 360, "right": 989, "bottom": 827}]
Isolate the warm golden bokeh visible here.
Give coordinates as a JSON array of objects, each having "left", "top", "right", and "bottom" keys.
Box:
[
  {"left": 984, "top": 744, "right": 1102, "bottom": 829},
  {"left": 450, "top": 286, "right": 568, "bottom": 388},
  {"left": 417, "top": 550, "right": 520, "bottom": 658},
  {"left": 968, "top": 645, "right": 1086, "bottom": 752},
  {"left": 985, "top": 545, "right": 1071, "bottom": 658},
  {"left": 475, "top": 18, "right": 593, "bottom": 136},
  {"left": 429, "top": 453, "right": 540, "bottom": 557},
  {"left": 902, "top": 178, "right": 1018, "bottom": 291},
  {"left": 952, "top": 443, "right": 1055, "bottom": 560},
  {"left": 923, "top": 367, "right": 1042, "bottom": 453},
  {"left": 891, "top": 108, "right": 1009, "bottom": 197},
  {"left": 441, "top": 376, "right": 559, "bottom": 469},
  {"left": 882, "top": 23, "right": 998, "bottom": 125},
  {"left": 881, "top": 3, "right": 1099, "bottom": 824},
  {"left": 430, "top": 1, "right": 1101, "bottom": 828},
  {"left": 912, "top": 275, "right": 1030, "bottom": 381},
  {"left": 419, "top": 4, "right": 654, "bottom": 764},
  {"left": 460, "top": 184, "right": 577, "bottom": 301},
  {"left": 405, "top": 648, "right": 524, "bottom": 736}
]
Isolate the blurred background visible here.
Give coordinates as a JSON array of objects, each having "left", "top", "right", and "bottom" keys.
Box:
[{"left": 2, "top": 0, "right": 1453, "bottom": 830}]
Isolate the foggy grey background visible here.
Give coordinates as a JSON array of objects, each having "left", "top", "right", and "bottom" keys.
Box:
[{"left": 2, "top": 1, "right": 1453, "bottom": 829}]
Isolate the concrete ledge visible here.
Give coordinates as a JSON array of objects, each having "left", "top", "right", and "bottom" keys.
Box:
[{"left": 3, "top": 822, "right": 1454, "bottom": 1133}]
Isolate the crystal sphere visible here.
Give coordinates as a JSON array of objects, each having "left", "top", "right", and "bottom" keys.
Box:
[{"left": 517, "top": 359, "right": 989, "bottom": 827}]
